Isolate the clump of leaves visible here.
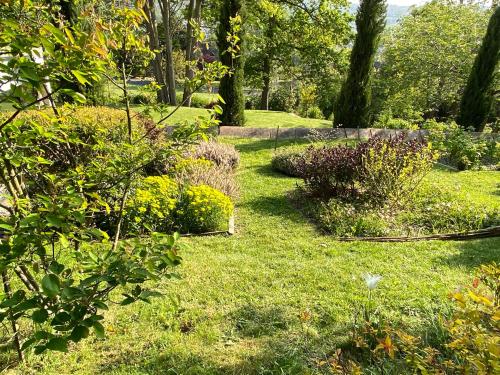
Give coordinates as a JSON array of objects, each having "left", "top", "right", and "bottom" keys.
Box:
[
  {"left": 424, "top": 120, "right": 499, "bottom": 170},
  {"left": 360, "top": 135, "right": 437, "bottom": 205},
  {"left": 175, "top": 185, "right": 233, "bottom": 233},
  {"left": 400, "top": 185, "right": 500, "bottom": 233},
  {"left": 296, "top": 144, "right": 363, "bottom": 199},
  {"left": 0, "top": 0, "right": 235, "bottom": 362},
  {"left": 295, "top": 135, "right": 436, "bottom": 203}
]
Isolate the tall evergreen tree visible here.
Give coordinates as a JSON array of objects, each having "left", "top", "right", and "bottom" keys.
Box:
[
  {"left": 333, "top": 0, "right": 387, "bottom": 128},
  {"left": 217, "top": 0, "right": 246, "bottom": 126},
  {"left": 457, "top": 6, "right": 500, "bottom": 132}
]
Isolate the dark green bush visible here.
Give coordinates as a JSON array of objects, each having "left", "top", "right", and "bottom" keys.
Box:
[
  {"left": 373, "top": 111, "right": 419, "bottom": 130},
  {"left": 245, "top": 94, "right": 261, "bottom": 110},
  {"left": 304, "top": 106, "right": 324, "bottom": 119},
  {"left": 268, "top": 86, "right": 299, "bottom": 113},
  {"left": 130, "top": 92, "right": 155, "bottom": 105},
  {"left": 175, "top": 93, "right": 215, "bottom": 108}
]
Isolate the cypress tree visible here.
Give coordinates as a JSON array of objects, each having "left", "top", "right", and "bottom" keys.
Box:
[
  {"left": 334, "top": 0, "right": 387, "bottom": 128},
  {"left": 457, "top": 6, "right": 500, "bottom": 132},
  {"left": 217, "top": 0, "right": 246, "bottom": 126}
]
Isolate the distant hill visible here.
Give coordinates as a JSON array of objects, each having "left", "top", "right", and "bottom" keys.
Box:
[{"left": 349, "top": 3, "right": 412, "bottom": 25}]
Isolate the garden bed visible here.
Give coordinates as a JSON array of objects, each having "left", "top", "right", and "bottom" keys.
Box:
[{"left": 274, "top": 135, "right": 499, "bottom": 239}]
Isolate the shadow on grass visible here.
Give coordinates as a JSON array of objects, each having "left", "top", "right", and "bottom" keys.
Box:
[
  {"left": 98, "top": 336, "right": 314, "bottom": 375},
  {"left": 437, "top": 237, "right": 500, "bottom": 268},
  {"left": 252, "top": 164, "right": 299, "bottom": 179},
  {"left": 234, "top": 138, "right": 309, "bottom": 155}
]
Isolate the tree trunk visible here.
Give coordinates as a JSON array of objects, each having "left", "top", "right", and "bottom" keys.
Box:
[
  {"left": 217, "top": 0, "right": 246, "bottom": 126},
  {"left": 2, "top": 271, "right": 23, "bottom": 362},
  {"left": 182, "top": 0, "right": 202, "bottom": 106},
  {"left": 260, "top": 56, "right": 271, "bottom": 110},
  {"left": 333, "top": 0, "right": 387, "bottom": 128},
  {"left": 145, "top": 0, "right": 168, "bottom": 103},
  {"left": 259, "top": 16, "right": 276, "bottom": 110},
  {"left": 159, "top": 0, "right": 177, "bottom": 105}
]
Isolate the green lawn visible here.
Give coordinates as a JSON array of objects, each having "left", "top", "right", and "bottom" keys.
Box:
[
  {"left": 12, "top": 138, "right": 499, "bottom": 375},
  {"left": 135, "top": 105, "right": 331, "bottom": 128}
]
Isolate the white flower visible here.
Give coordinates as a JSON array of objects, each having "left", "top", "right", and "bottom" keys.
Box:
[{"left": 363, "top": 274, "right": 382, "bottom": 290}]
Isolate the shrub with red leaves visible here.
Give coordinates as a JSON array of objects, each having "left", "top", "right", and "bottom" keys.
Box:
[
  {"left": 296, "top": 135, "right": 434, "bottom": 202},
  {"left": 296, "top": 145, "right": 363, "bottom": 198}
]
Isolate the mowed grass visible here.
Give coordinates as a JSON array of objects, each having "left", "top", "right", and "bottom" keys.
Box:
[
  {"left": 9, "top": 138, "right": 500, "bottom": 375},
  {"left": 136, "top": 105, "right": 331, "bottom": 128}
]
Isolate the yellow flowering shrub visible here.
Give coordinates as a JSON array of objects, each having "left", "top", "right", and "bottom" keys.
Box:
[
  {"left": 125, "top": 176, "right": 179, "bottom": 233},
  {"left": 176, "top": 185, "right": 233, "bottom": 233},
  {"left": 19, "top": 106, "right": 154, "bottom": 143}
]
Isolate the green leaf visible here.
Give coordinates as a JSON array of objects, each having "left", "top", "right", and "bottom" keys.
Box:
[
  {"left": 43, "top": 24, "right": 66, "bottom": 44},
  {"left": 0, "top": 290, "right": 25, "bottom": 308},
  {"left": 71, "top": 70, "right": 89, "bottom": 85},
  {"left": 45, "top": 214, "right": 63, "bottom": 228},
  {"left": 58, "top": 233, "right": 70, "bottom": 248},
  {"left": 0, "top": 223, "right": 14, "bottom": 232},
  {"left": 120, "top": 296, "right": 135, "bottom": 306},
  {"left": 49, "top": 261, "right": 64, "bottom": 274},
  {"left": 70, "top": 325, "right": 89, "bottom": 343},
  {"left": 62, "top": 287, "right": 83, "bottom": 299},
  {"left": 45, "top": 337, "right": 68, "bottom": 352},
  {"left": 93, "top": 322, "right": 105, "bottom": 339},
  {"left": 41, "top": 274, "right": 61, "bottom": 298},
  {"left": 32, "top": 309, "right": 49, "bottom": 323},
  {"left": 93, "top": 300, "right": 109, "bottom": 310},
  {"left": 59, "top": 89, "right": 87, "bottom": 104}
]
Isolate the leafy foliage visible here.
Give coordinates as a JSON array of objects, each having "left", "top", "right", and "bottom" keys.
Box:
[
  {"left": 402, "top": 186, "right": 500, "bottom": 234},
  {"left": 424, "top": 120, "right": 500, "bottom": 170},
  {"left": 318, "top": 199, "right": 386, "bottom": 237},
  {"left": 0, "top": 0, "right": 232, "bottom": 360},
  {"left": 458, "top": 6, "right": 500, "bottom": 131},
  {"left": 295, "top": 135, "right": 435, "bottom": 203},
  {"left": 125, "top": 176, "right": 179, "bottom": 234},
  {"left": 297, "top": 144, "right": 363, "bottom": 198},
  {"left": 334, "top": 0, "right": 387, "bottom": 128},
  {"left": 377, "top": 1, "right": 492, "bottom": 120},
  {"left": 217, "top": 4, "right": 245, "bottom": 126},
  {"left": 360, "top": 136, "right": 436, "bottom": 204},
  {"left": 268, "top": 86, "right": 299, "bottom": 113}
]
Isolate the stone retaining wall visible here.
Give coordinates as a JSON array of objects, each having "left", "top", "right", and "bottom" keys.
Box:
[
  {"left": 166, "top": 125, "right": 497, "bottom": 141},
  {"left": 217, "top": 126, "right": 426, "bottom": 140}
]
